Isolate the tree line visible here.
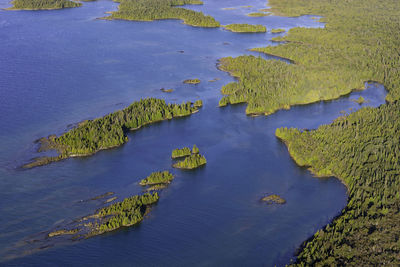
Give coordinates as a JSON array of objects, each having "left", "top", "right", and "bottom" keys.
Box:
[{"left": 276, "top": 101, "right": 400, "bottom": 265}]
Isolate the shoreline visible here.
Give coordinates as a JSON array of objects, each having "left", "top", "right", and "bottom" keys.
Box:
[{"left": 23, "top": 104, "right": 200, "bottom": 169}]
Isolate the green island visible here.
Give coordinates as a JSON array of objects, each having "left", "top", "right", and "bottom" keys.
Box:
[
  {"left": 139, "top": 171, "right": 174, "bottom": 186},
  {"left": 106, "top": 0, "right": 220, "bottom": 28},
  {"left": 276, "top": 102, "right": 400, "bottom": 265},
  {"left": 173, "top": 153, "right": 206, "bottom": 169},
  {"left": 24, "top": 98, "right": 201, "bottom": 168},
  {"left": 218, "top": 0, "right": 400, "bottom": 116},
  {"left": 171, "top": 147, "right": 192, "bottom": 159},
  {"left": 171, "top": 144, "right": 199, "bottom": 159},
  {"left": 95, "top": 192, "right": 159, "bottom": 234},
  {"left": 261, "top": 194, "right": 286, "bottom": 204},
  {"left": 47, "top": 192, "right": 159, "bottom": 239},
  {"left": 183, "top": 78, "right": 201, "bottom": 84},
  {"left": 7, "top": 0, "right": 81, "bottom": 10},
  {"left": 223, "top": 24, "right": 266, "bottom": 33},
  {"left": 352, "top": 96, "right": 366, "bottom": 104},
  {"left": 193, "top": 100, "right": 203, "bottom": 108},
  {"left": 172, "top": 144, "right": 205, "bottom": 169},
  {"left": 246, "top": 12, "right": 270, "bottom": 17},
  {"left": 270, "top": 28, "right": 285, "bottom": 33}
]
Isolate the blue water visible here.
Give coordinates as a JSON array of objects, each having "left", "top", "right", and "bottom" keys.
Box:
[{"left": 0, "top": 0, "right": 386, "bottom": 265}]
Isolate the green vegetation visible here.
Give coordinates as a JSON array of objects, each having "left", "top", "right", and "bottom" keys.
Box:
[
  {"left": 47, "top": 193, "right": 159, "bottom": 239},
  {"left": 183, "top": 78, "right": 201, "bottom": 84},
  {"left": 353, "top": 96, "right": 366, "bottom": 104},
  {"left": 276, "top": 102, "right": 400, "bottom": 265},
  {"left": 173, "top": 153, "right": 206, "bottom": 169},
  {"left": 145, "top": 184, "right": 168, "bottom": 192},
  {"left": 246, "top": 12, "right": 270, "bottom": 17},
  {"left": 271, "top": 28, "right": 285, "bottom": 33},
  {"left": 171, "top": 144, "right": 199, "bottom": 159},
  {"left": 261, "top": 194, "right": 286, "bottom": 204},
  {"left": 218, "top": 0, "right": 400, "bottom": 264},
  {"left": 7, "top": 0, "right": 81, "bottom": 10},
  {"left": 94, "top": 193, "right": 159, "bottom": 234},
  {"left": 25, "top": 98, "right": 200, "bottom": 168},
  {"left": 191, "top": 144, "right": 199, "bottom": 154},
  {"left": 108, "top": 0, "right": 220, "bottom": 28},
  {"left": 171, "top": 147, "right": 192, "bottom": 159},
  {"left": 217, "top": 53, "right": 368, "bottom": 115},
  {"left": 219, "top": 0, "right": 400, "bottom": 115},
  {"left": 223, "top": 24, "right": 266, "bottom": 33},
  {"left": 139, "top": 171, "right": 174, "bottom": 186},
  {"left": 193, "top": 100, "right": 203, "bottom": 108}
]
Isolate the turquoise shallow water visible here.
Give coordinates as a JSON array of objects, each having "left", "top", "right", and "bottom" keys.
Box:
[{"left": 0, "top": 0, "right": 386, "bottom": 265}]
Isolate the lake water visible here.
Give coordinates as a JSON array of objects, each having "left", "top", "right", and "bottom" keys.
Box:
[{"left": 0, "top": 0, "right": 386, "bottom": 265}]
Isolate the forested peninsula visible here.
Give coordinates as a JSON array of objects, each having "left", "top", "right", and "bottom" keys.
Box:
[
  {"left": 107, "top": 0, "right": 220, "bottom": 28},
  {"left": 262, "top": 0, "right": 400, "bottom": 264},
  {"left": 25, "top": 98, "right": 201, "bottom": 168},
  {"left": 276, "top": 102, "right": 400, "bottom": 265},
  {"left": 7, "top": 0, "right": 81, "bottom": 10},
  {"left": 218, "top": 0, "right": 400, "bottom": 115}
]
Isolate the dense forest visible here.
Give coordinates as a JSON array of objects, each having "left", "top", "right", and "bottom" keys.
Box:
[
  {"left": 139, "top": 171, "right": 174, "bottom": 186},
  {"left": 173, "top": 153, "right": 206, "bottom": 169},
  {"left": 171, "top": 144, "right": 205, "bottom": 169},
  {"left": 171, "top": 144, "right": 199, "bottom": 158},
  {"left": 8, "top": 0, "right": 81, "bottom": 10},
  {"left": 108, "top": 0, "right": 220, "bottom": 28},
  {"left": 223, "top": 23, "right": 266, "bottom": 33},
  {"left": 276, "top": 102, "right": 400, "bottom": 265},
  {"left": 171, "top": 147, "right": 192, "bottom": 159},
  {"left": 25, "top": 98, "right": 200, "bottom": 168},
  {"left": 260, "top": 0, "right": 400, "bottom": 264},
  {"left": 94, "top": 192, "right": 159, "bottom": 234},
  {"left": 218, "top": 0, "right": 400, "bottom": 115}
]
